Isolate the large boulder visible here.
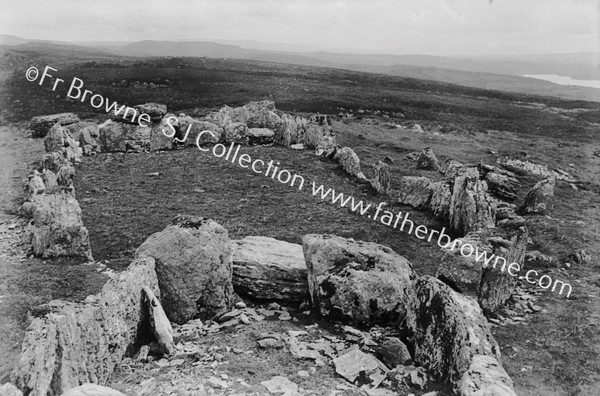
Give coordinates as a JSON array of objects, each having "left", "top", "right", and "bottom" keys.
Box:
[
  {"left": 395, "top": 176, "right": 433, "bottom": 209},
  {"left": 11, "top": 257, "right": 159, "bottom": 396},
  {"left": 206, "top": 105, "right": 249, "bottom": 126},
  {"left": 519, "top": 177, "right": 555, "bottom": 215},
  {"left": 44, "top": 123, "right": 82, "bottom": 162},
  {"left": 440, "top": 159, "right": 464, "bottom": 179},
  {"left": 458, "top": 355, "right": 517, "bottom": 396},
  {"left": 303, "top": 115, "right": 335, "bottom": 150},
  {"left": 231, "top": 236, "right": 308, "bottom": 301},
  {"left": 484, "top": 170, "right": 520, "bottom": 202},
  {"left": 30, "top": 113, "right": 80, "bottom": 138},
  {"left": 98, "top": 120, "right": 128, "bottom": 152},
  {"left": 243, "top": 101, "right": 282, "bottom": 130},
  {"left": 24, "top": 192, "right": 93, "bottom": 260},
  {"left": 78, "top": 125, "right": 100, "bottom": 155},
  {"left": 302, "top": 234, "right": 416, "bottom": 325},
  {"left": 406, "top": 276, "right": 501, "bottom": 390},
  {"left": 449, "top": 167, "right": 496, "bottom": 235},
  {"left": 135, "top": 215, "right": 235, "bottom": 324}
]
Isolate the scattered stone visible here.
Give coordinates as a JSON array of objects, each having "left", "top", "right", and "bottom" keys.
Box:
[
  {"left": 297, "top": 370, "right": 310, "bottom": 378},
  {"left": 136, "top": 215, "right": 235, "bottom": 324},
  {"left": 261, "top": 376, "right": 300, "bottom": 395},
  {"left": 235, "top": 301, "right": 247, "bottom": 309},
  {"left": 407, "top": 367, "right": 429, "bottom": 390},
  {"left": 372, "top": 337, "right": 412, "bottom": 368},
  {"left": 333, "top": 349, "right": 389, "bottom": 383},
  {"left": 291, "top": 143, "right": 304, "bottom": 150},
  {"left": 232, "top": 236, "right": 309, "bottom": 302},
  {"left": 571, "top": 249, "right": 591, "bottom": 265}
]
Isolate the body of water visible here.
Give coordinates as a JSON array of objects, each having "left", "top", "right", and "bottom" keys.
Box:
[{"left": 523, "top": 74, "right": 600, "bottom": 89}]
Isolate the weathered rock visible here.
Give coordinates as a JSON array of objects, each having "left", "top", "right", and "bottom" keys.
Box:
[
  {"left": 25, "top": 192, "right": 93, "bottom": 260},
  {"left": 231, "top": 236, "right": 308, "bottom": 302},
  {"left": 440, "top": 159, "right": 464, "bottom": 179},
  {"left": 395, "top": 176, "right": 433, "bottom": 209},
  {"left": 0, "top": 383, "right": 23, "bottom": 396},
  {"left": 206, "top": 105, "right": 249, "bottom": 126},
  {"left": 303, "top": 115, "right": 334, "bottom": 150},
  {"left": 134, "top": 103, "right": 168, "bottom": 121},
  {"left": 41, "top": 169, "right": 59, "bottom": 193},
  {"left": 223, "top": 122, "right": 249, "bottom": 145},
  {"left": 416, "top": 147, "right": 440, "bottom": 171},
  {"left": 334, "top": 147, "right": 363, "bottom": 178},
  {"left": 26, "top": 171, "right": 46, "bottom": 198},
  {"left": 277, "top": 113, "right": 307, "bottom": 146},
  {"left": 260, "top": 376, "right": 299, "bottom": 396},
  {"left": 571, "top": 249, "right": 591, "bottom": 265},
  {"left": 30, "top": 113, "right": 80, "bottom": 138},
  {"left": 44, "top": 123, "right": 65, "bottom": 152},
  {"left": 372, "top": 337, "right": 412, "bottom": 368},
  {"left": 449, "top": 167, "right": 496, "bottom": 235},
  {"left": 42, "top": 152, "right": 69, "bottom": 173},
  {"left": 524, "top": 250, "right": 553, "bottom": 268},
  {"left": 61, "top": 384, "right": 128, "bottom": 396},
  {"left": 243, "top": 101, "right": 282, "bottom": 130},
  {"left": 176, "top": 116, "right": 222, "bottom": 146},
  {"left": 98, "top": 120, "right": 128, "bottom": 152},
  {"left": 406, "top": 276, "right": 501, "bottom": 389},
  {"left": 429, "top": 181, "right": 452, "bottom": 219},
  {"left": 484, "top": 171, "right": 520, "bottom": 202},
  {"left": 12, "top": 257, "right": 159, "bottom": 396},
  {"left": 247, "top": 128, "right": 275, "bottom": 145},
  {"left": 369, "top": 161, "right": 391, "bottom": 194},
  {"left": 302, "top": 234, "right": 415, "bottom": 325},
  {"left": 478, "top": 225, "right": 528, "bottom": 314},
  {"left": 149, "top": 115, "right": 174, "bottom": 151},
  {"left": 142, "top": 286, "right": 174, "bottom": 355},
  {"left": 136, "top": 215, "right": 235, "bottom": 324},
  {"left": 519, "top": 177, "right": 555, "bottom": 215},
  {"left": 458, "top": 355, "right": 517, "bottom": 396},
  {"left": 78, "top": 125, "right": 100, "bottom": 154}
]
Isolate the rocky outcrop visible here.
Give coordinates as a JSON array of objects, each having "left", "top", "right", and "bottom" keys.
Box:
[
  {"left": 449, "top": 167, "right": 496, "bottom": 235},
  {"left": 519, "top": 177, "right": 555, "bottom": 215},
  {"left": 24, "top": 192, "right": 93, "bottom": 260},
  {"left": 302, "top": 234, "right": 415, "bottom": 325},
  {"left": 416, "top": 147, "right": 440, "bottom": 171},
  {"left": 395, "top": 176, "right": 433, "bottom": 209},
  {"left": 369, "top": 161, "right": 391, "bottom": 194},
  {"left": 231, "top": 236, "right": 308, "bottom": 301},
  {"left": 458, "top": 355, "right": 517, "bottom": 396},
  {"left": 135, "top": 215, "right": 235, "bottom": 324},
  {"left": 11, "top": 257, "right": 159, "bottom": 396},
  {"left": 406, "top": 276, "right": 501, "bottom": 390},
  {"left": 333, "top": 147, "right": 363, "bottom": 178},
  {"left": 30, "top": 113, "right": 80, "bottom": 138}
]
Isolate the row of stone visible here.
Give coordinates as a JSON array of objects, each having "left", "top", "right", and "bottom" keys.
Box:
[
  {"left": 20, "top": 123, "right": 93, "bottom": 260},
  {"left": 10, "top": 215, "right": 516, "bottom": 395},
  {"left": 29, "top": 100, "right": 338, "bottom": 155}
]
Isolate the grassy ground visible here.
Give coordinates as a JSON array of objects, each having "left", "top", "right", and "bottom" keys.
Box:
[{"left": 1, "top": 50, "right": 599, "bottom": 394}]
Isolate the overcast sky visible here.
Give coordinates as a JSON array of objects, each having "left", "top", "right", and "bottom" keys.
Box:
[{"left": 2, "top": 0, "right": 598, "bottom": 55}]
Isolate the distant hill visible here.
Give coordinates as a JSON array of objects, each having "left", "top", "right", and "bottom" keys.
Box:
[{"left": 1, "top": 34, "right": 598, "bottom": 102}]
